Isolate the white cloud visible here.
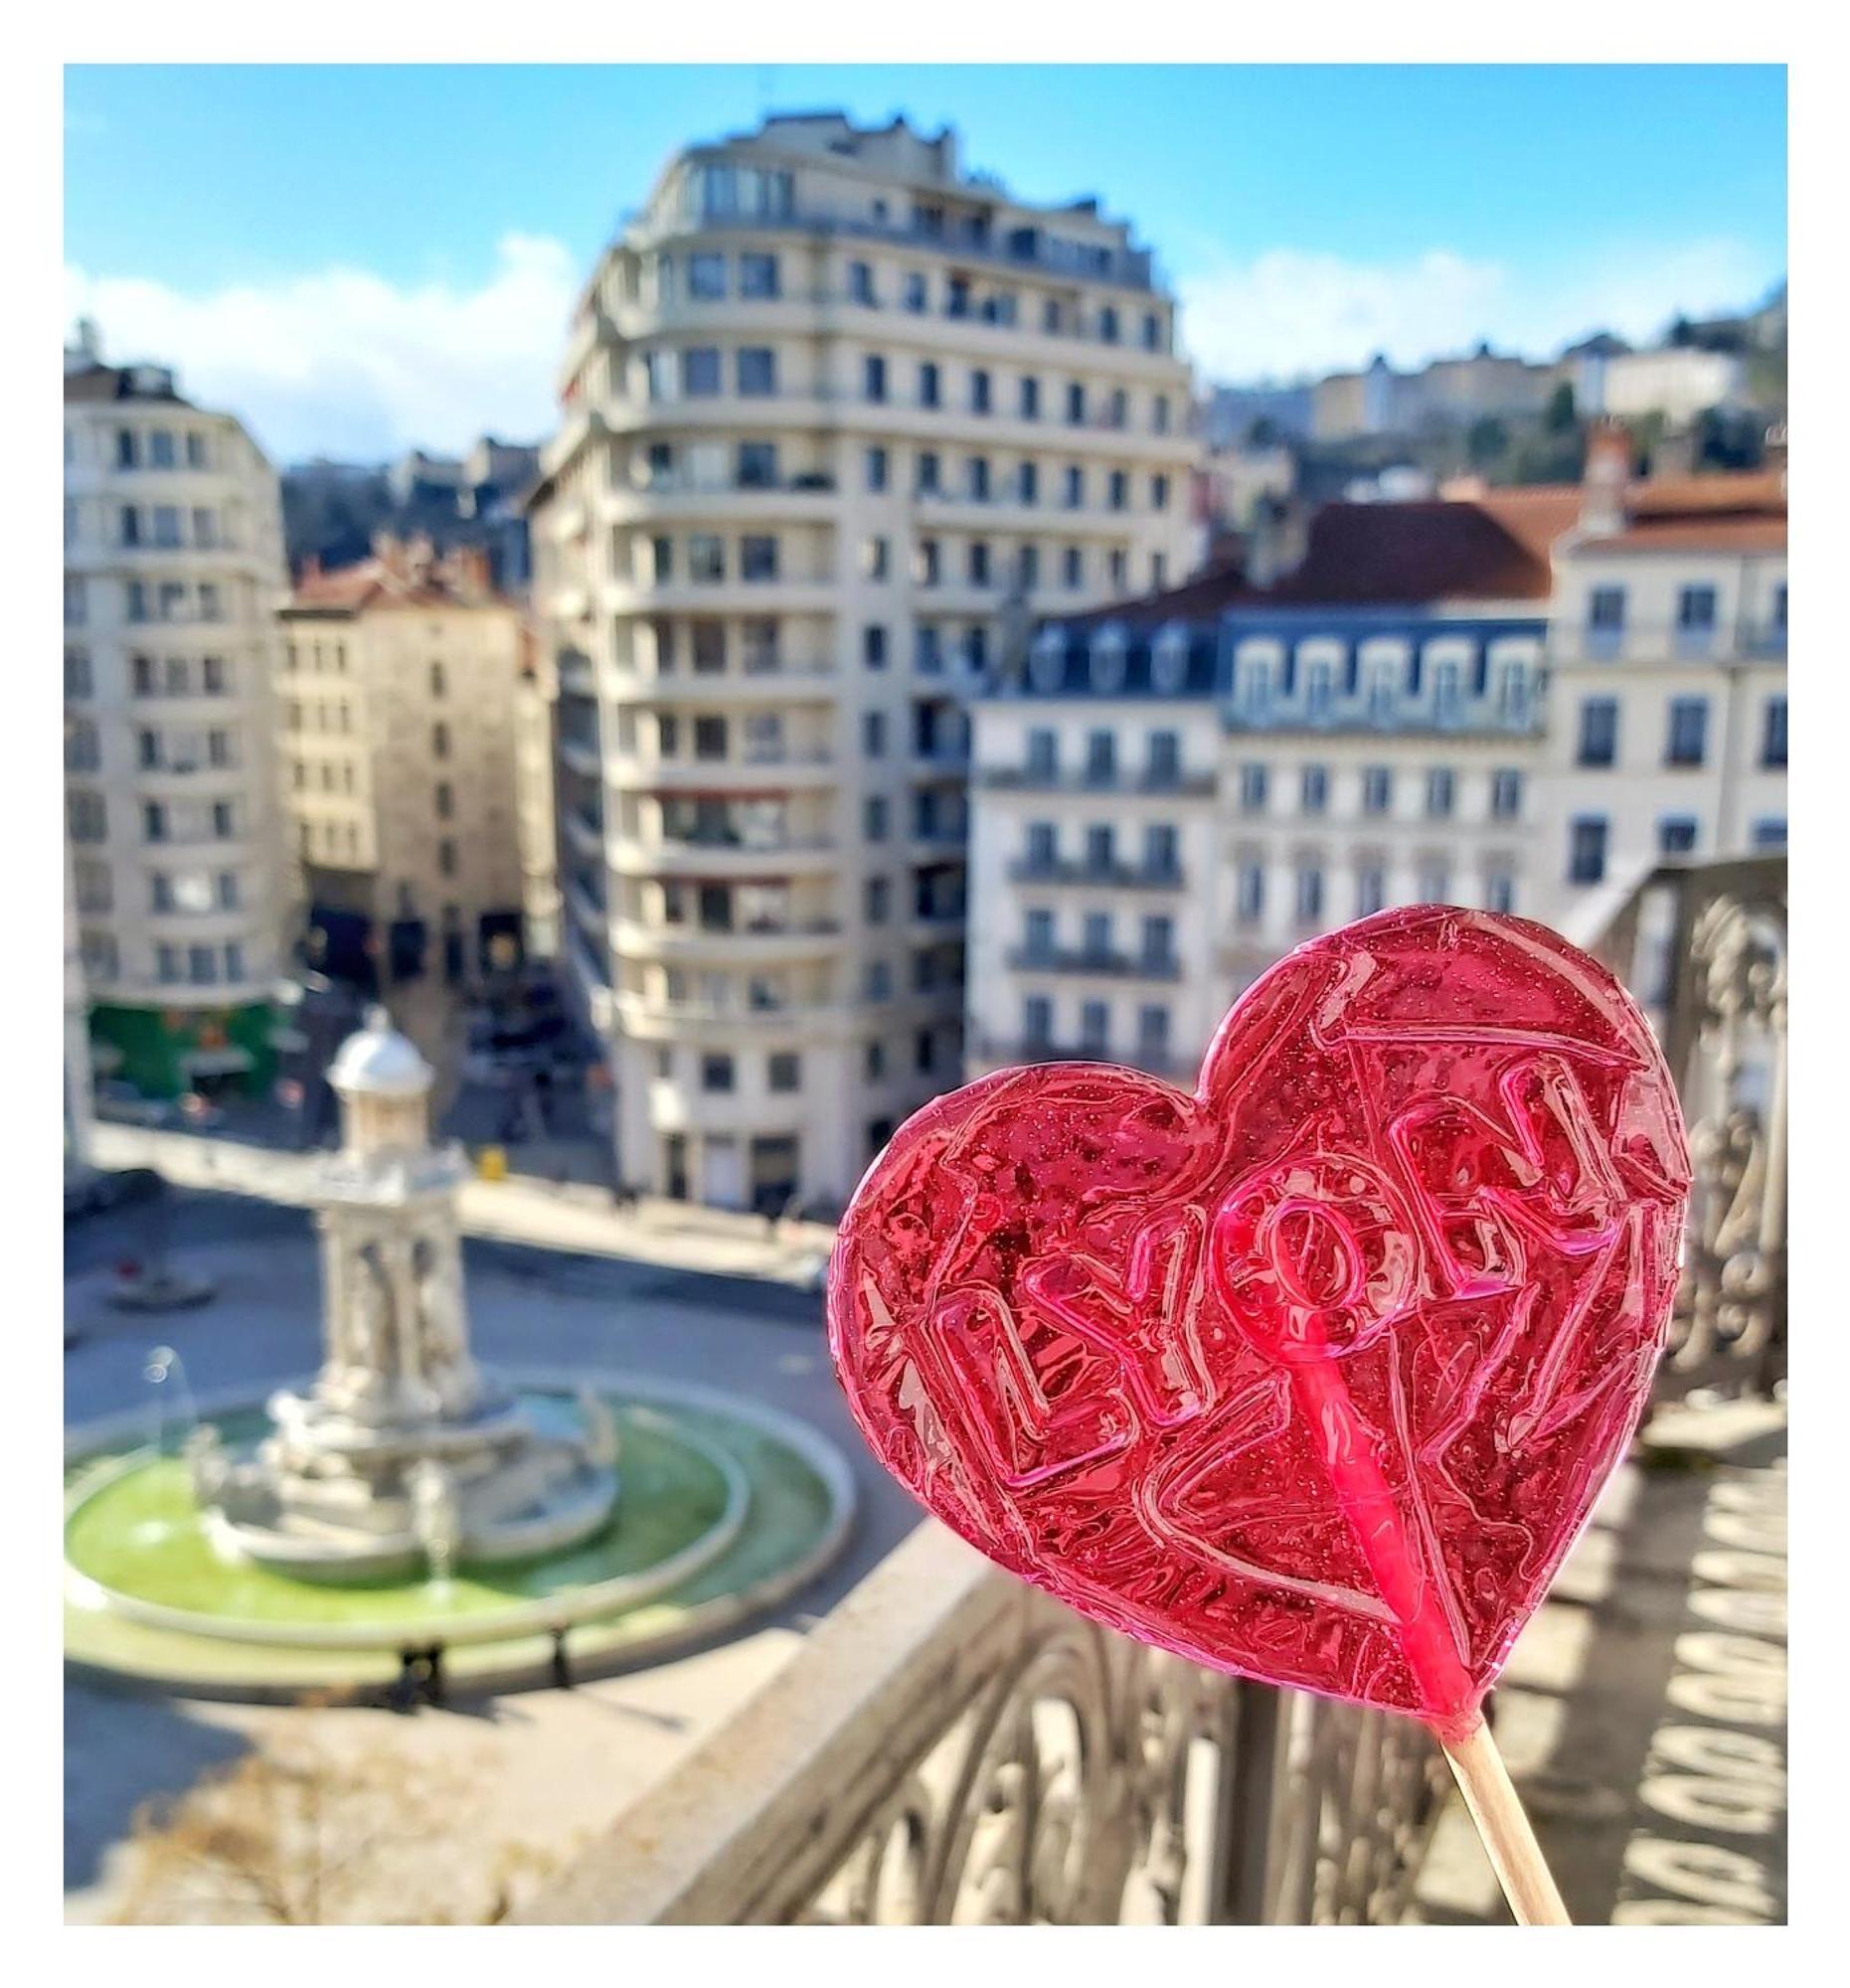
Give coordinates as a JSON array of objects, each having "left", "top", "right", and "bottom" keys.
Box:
[
  {"left": 1177, "top": 237, "right": 1774, "bottom": 385},
  {"left": 64, "top": 234, "right": 581, "bottom": 464}
]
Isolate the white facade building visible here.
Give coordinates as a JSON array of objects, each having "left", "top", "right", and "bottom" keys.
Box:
[
  {"left": 530, "top": 112, "right": 1197, "bottom": 1212},
  {"left": 968, "top": 490, "right": 1570, "bottom": 1084},
  {"left": 64, "top": 339, "right": 290, "bottom": 1098}
]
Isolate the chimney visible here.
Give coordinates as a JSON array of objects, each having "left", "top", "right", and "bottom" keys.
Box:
[
  {"left": 1248, "top": 494, "right": 1310, "bottom": 590},
  {"left": 1580, "top": 418, "right": 1633, "bottom": 536}
]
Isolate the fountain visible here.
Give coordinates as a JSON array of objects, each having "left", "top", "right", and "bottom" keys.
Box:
[
  {"left": 65, "top": 1007, "right": 854, "bottom": 1697},
  {"left": 192, "top": 1010, "right": 619, "bottom": 1580}
]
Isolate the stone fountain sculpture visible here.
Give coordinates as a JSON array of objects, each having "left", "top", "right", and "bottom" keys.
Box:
[{"left": 199, "top": 1009, "right": 619, "bottom": 1580}]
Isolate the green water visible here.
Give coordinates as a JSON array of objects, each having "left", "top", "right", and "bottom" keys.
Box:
[{"left": 66, "top": 1400, "right": 735, "bottom": 1632}]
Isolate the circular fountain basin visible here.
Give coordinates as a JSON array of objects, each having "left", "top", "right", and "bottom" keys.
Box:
[{"left": 64, "top": 1373, "right": 855, "bottom": 1698}]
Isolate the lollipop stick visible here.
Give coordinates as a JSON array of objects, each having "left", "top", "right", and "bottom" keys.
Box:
[{"left": 1437, "top": 1717, "right": 1571, "bottom": 1924}]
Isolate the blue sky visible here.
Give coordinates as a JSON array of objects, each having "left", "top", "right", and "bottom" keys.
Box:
[{"left": 64, "top": 65, "right": 1786, "bottom": 463}]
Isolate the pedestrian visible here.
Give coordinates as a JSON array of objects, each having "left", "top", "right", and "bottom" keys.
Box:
[{"left": 551, "top": 1624, "right": 573, "bottom": 1690}]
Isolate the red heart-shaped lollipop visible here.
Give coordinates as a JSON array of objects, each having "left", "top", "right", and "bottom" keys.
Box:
[{"left": 828, "top": 908, "right": 1690, "bottom": 1740}]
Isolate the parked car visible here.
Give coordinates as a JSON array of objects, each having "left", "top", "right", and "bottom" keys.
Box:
[{"left": 94, "top": 1080, "right": 178, "bottom": 1128}]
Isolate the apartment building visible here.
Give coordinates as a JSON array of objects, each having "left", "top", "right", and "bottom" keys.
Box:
[
  {"left": 278, "top": 539, "right": 525, "bottom": 990},
  {"left": 967, "top": 488, "right": 1574, "bottom": 1084},
  {"left": 64, "top": 337, "right": 289, "bottom": 1097},
  {"left": 513, "top": 625, "right": 563, "bottom": 961},
  {"left": 1533, "top": 426, "right": 1787, "bottom": 935},
  {"left": 529, "top": 110, "right": 1197, "bottom": 1213}
]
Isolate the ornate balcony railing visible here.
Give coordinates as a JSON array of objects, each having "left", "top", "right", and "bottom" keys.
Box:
[
  {"left": 1583, "top": 853, "right": 1787, "bottom": 1402},
  {"left": 525, "top": 1525, "right": 1447, "bottom": 1925}
]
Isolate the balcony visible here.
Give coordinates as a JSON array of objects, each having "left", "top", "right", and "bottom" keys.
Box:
[
  {"left": 606, "top": 748, "right": 837, "bottom": 793},
  {"left": 979, "top": 765, "right": 1216, "bottom": 796},
  {"left": 1006, "top": 945, "right": 1182, "bottom": 982},
  {"left": 508, "top": 855, "right": 1784, "bottom": 1926},
  {"left": 607, "top": 662, "right": 836, "bottom": 704},
  {"left": 1007, "top": 857, "right": 1186, "bottom": 891},
  {"left": 612, "top": 916, "right": 843, "bottom": 962},
  {"left": 1557, "top": 619, "right": 1789, "bottom": 667},
  {"left": 608, "top": 833, "right": 837, "bottom": 879}
]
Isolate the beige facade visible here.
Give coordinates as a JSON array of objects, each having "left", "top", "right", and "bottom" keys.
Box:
[
  {"left": 513, "top": 627, "right": 563, "bottom": 960},
  {"left": 63, "top": 345, "right": 290, "bottom": 1091},
  {"left": 531, "top": 111, "right": 1197, "bottom": 1212},
  {"left": 1530, "top": 449, "right": 1787, "bottom": 939},
  {"left": 278, "top": 543, "right": 525, "bottom": 983}
]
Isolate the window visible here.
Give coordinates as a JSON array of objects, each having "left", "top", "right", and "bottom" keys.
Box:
[
  {"left": 1086, "top": 823, "right": 1116, "bottom": 874},
  {"left": 1236, "top": 862, "right": 1264, "bottom": 923},
  {"left": 736, "top": 348, "right": 776, "bottom": 397},
  {"left": 1017, "top": 461, "right": 1039, "bottom": 506},
  {"left": 946, "top": 275, "right": 971, "bottom": 320},
  {"left": 1569, "top": 816, "right": 1608, "bottom": 885},
  {"left": 968, "top": 456, "right": 991, "bottom": 502},
  {"left": 1153, "top": 393, "right": 1171, "bottom": 433},
  {"left": 1026, "top": 728, "right": 1057, "bottom": 777},
  {"left": 119, "top": 505, "right": 141, "bottom": 547},
  {"left": 864, "top": 354, "right": 888, "bottom": 404},
  {"left": 1085, "top": 730, "right": 1115, "bottom": 784},
  {"left": 1363, "top": 765, "right": 1392, "bottom": 815},
  {"left": 863, "top": 536, "right": 891, "bottom": 581},
  {"left": 865, "top": 445, "right": 889, "bottom": 492},
  {"left": 1107, "top": 550, "right": 1127, "bottom": 591},
  {"left": 971, "top": 369, "right": 992, "bottom": 415},
  {"left": 1491, "top": 767, "right": 1523, "bottom": 820},
  {"left": 1063, "top": 547, "right": 1084, "bottom": 590},
  {"left": 1141, "top": 914, "right": 1174, "bottom": 967},
  {"left": 1486, "top": 871, "right": 1515, "bottom": 916},
  {"left": 1658, "top": 816, "right": 1699, "bottom": 855},
  {"left": 1024, "top": 908, "right": 1055, "bottom": 958},
  {"left": 1578, "top": 697, "right": 1618, "bottom": 767},
  {"left": 1098, "top": 305, "right": 1120, "bottom": 344},
  {"left": 1426, "top": 768, "right": 1455, "bottom": 818},
  {"left": 863, "top": 625, "right": 889, "bottom": 669},
  {"left": 1146, "top": 731, "right": 1180, "bottom": 786},
  {"left": 863, "top": 711, "right": 888, "bottom": 757},
  {"left": 693, "top": 716, "right": 728, "bottom": 760},
  {"left": 741, "top": 535, "right": 778, "bottom": 581},
  {"left": 1666, "top": 697, "right": 1709, "bottom": 767},
  {"left": 143, "top": 800, "right": 167, "bottom": 842},
  {"left": 1589, "top": 585, "right": 1626, "bottom": 631},
  {"left": 188, "top": 944, "right": 217, "bottom": 986},
  {"left": 968, "top": 542, "right": 991, "bottom": 586},
  {"left": 1024, "top": 995, "right": 1053, "bottom": 1046},
  {"left": 1295, "top": 865, "right": 1324, "bottom": 924},
  {"left": 1143, "top": 313, "right": 1164, "bottom": 353},
  {"left": 865, "top": 875, "right": 892, "bottom": 922},
  {"left": 917, "top": 625, "right": 942, "bottom": 673},
  {"left": 737, "top": 440, "right": 778, "bottom": 489},
  {"left": 917, "top": 539, "right": 940, "bottom": 586},
  {"left": 1356, "top": 867, "right": 1386, "bottom": 917},
  {"left": 1418, "top": 863, "right": 1450, "bottom": 904},
  {"left": 1107, "top": 470, "right": 1128, "bottom": 512},
  {"left": 434, "top": 780, "right": 454, "bottom": 820},
  {"left": 1066, "top": 382, "right": 1087, "bottom": 425},
  {"left": 919, "top": 361, "right": 941, "bottom": 409},
  {"left": 1081, "top": 1003, "right": 1109, "bottom": 1054},
  {"left": 768, "top": 1052, "right": 800, "bottom": 1092},
  {"left": 682, "top": 347, "right": 722, "bottom": 396},
  {"left": 1301, "top": 764, "right": 1329, "bottom": 814},
  {"left": 1063, "top": 465, "right": 1084, "bottom": 510},
  {"left": 1151, "top": 474, "right": 1170, "bottom": 511},
  {"left": 1763, "top": 695, "right": 1787, "bottom": 768},
  {"left": 848, "top": 259, "right": 876, "bottom": 305},
  {"left": 1239, "top": 762, "right": 1268, "bottom": 814},
  {"left": 689, "top": 534, "right": 726, "bottom": 581},
  {"left": 740, "top": 252, "right": 779, "bottom": 299},
  {"left": 865, "top": 795, "right": 890, "bottom": 840},
  {"left": 1677, "top": 584, "right": 1718, "bottom": 630},
  {"left": 688, "top": 252, "right": 726, "bottom": 299},
  {"left": 438, "top": 837, "right": 456, "bottom": 877},
  {"left": 64, "top": 649, "right": 93, "bottom": 699},
  {"left": 701, "top": 1053, "right": 736, "bottom": 1093},
  {"left": 916, "top": 450, "right": 941, "bottom": 496},
  {"left": 115, "top": 427, "right": 138, "bottom": 468},
  {"left": 865, "top": 1040, "right": 887, "bottom": 1082},
  {"left": 1020, "top": 377, "right": 1041, "bottom": 420},
  {"left": 1106, "top": 388, "right": 1128, "bottom": 429},
  {"left": 903, "top": 271, "right": 928, "bottom": 314},
  {"left": 690, "top": 621, "right": 726, "bottom": 674},
  {"left": 1752, "top": 817, "right": 1787, "bottom": 850}
]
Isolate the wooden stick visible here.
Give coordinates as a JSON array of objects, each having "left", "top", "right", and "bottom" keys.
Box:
[{"left": 1438, "top": 1718, "right": 1572, "bottom": 1924}]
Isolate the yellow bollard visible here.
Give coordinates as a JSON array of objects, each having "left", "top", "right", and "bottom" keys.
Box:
[{"left": 477, "top": 1145, "right": 508, "bottom": 1182}]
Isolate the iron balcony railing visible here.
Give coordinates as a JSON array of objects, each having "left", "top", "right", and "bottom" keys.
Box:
[{"left": 525, "top": 854, "right": 1784, "bottom": 1925}]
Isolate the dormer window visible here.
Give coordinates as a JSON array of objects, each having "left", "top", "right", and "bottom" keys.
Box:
[
  {"left": 1029, "top": 627, "right": 1066, "bottom": 693},
  {"left": 1091, "top": 626, "right": 1127, "bottom": 693},
  {"left": 1151, "top": 623, "right": 1189, "bottom": 694}
]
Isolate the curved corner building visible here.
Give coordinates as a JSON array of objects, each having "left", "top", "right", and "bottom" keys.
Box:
[
  {"left": 531, "top": 112, "right": 1197, "bottom": 1214},
  {"left": 64, "top": 336, "right": 289, "bottom": 1099}
]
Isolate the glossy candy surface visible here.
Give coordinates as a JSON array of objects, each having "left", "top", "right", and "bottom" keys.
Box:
[{"left": 828, "top": 908, "right": 1690, "bottom": 1737}]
